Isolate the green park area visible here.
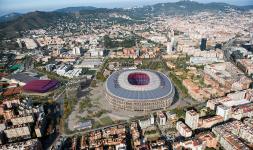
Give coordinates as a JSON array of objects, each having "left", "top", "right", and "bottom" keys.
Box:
[
  {"left": 137, "top": 59, "right": 165, "bottom": 71},
  {"left": 99, "top": 116, "right": 114, "bottom": 126},
  {"left": 79, "top": 98, "right": 92, "bottom": 113},
  {"left": 104, "top": 35, "right": 137, "bottom": 49},
  {"left": 63, "top": 97, "right": 78, "bottom": 119},
  {"left": 170, "top": 108, "right": 186, "bottom": 119},
  {"left": 144, "top": 130, "right": 160, "bottom": 140},
  {"left": 169, "top": 72, "right": 189, "bottom": 98},
  {"left": 165, "top": 55, "right": 206, "bottom": 98}
]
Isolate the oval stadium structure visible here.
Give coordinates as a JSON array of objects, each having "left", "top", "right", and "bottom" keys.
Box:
[{"left": 105, "top": 69, "right": 175, "bottom": 111}]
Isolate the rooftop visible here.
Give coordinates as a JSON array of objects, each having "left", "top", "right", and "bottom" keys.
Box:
[
  {"left": 106, "top": 69, "right": 174, "bottom": 101},
  {"left": 23, "top": 80, "right": 59, "bottom": 93},
  {"left": 6, "top": 73, "right": 39, "bottom": 84}
]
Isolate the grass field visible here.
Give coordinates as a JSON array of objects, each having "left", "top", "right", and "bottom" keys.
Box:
[{"left": 99, "top": 116, "right": 114, "bottom": 126}]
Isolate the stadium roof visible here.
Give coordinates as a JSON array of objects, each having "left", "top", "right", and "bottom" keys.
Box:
[
  {"left": 106, "top": 69, "right": 174, "bottom": 101},
  {"left": 6, "top": 73, "right": 39, "bottom": 84},
  {"left": 23, "top": 80, "right": 59, "bottom": 93}
]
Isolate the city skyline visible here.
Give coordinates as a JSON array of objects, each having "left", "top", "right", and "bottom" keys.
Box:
[
  {"left": 0, "top": 0, "right": 253, "bottom": 149},
  {"left": 0, "top": 0, "right": 253, "bottom": 16}
]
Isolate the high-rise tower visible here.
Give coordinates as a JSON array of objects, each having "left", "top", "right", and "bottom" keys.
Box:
[
  {"left": 200, "top": 38, "right": 207, "bottom": 51},
  {"left": 250, "top": 27, "right": 253, "bottom": 45}
]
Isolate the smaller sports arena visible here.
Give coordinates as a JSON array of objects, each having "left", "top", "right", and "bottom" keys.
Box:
[
  {"left": 23, "top": 80, "right": 59, "bottom": 93},
  {"left": 105, "top": 69, "right": 175, "bottom": 112}
]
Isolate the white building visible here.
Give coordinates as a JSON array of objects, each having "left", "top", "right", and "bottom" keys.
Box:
[
  {"left": 150, "top": 114, "right": 155, "bottom": 125},
  {"left": 0, "top": 139, "right": 42, "bottom": 150},
  {"left": 74, "top": 58, "right": 102, "bottom": 69},
  {"left": 116, "top": 143, "right": 126, "bottom": 150},
  {"left": 72, "top": 47, "right": 81, "bottom": 55},
  {"left": 56, "top": 65, "right": 72, "bottom": 76},
  {"left": 64, "top": 69, "right": 82, "bottom": 78},
  {"left": 85, "top": 49, "right": 104, "bottom": 57},
  {"left": 18, "top": 38, "right": 38, "bottom": 49},
  {"left": 216, "top": 105, "right": 231, "bottom": 121},
  {"left": 185, "top": 110, "right": 199, "bottom": 130},
  {"left": 176, "top": 121, "right": 192, "bottom": 137},
  {"left": 11, "top": 115, "right": 34, "bottom": 126},
  {"left": 4, "top": 125, "right": 31, "bottom": 140},
  {"left": 167, "top": 37, "right": 177, "bottom": 54},
  {"left": 157, "top": 112, "right": 166, "bottom": 126},
  {"left": 139, "top": 119, "right": 151, "bottom": 129},
  {"left": 190, "top": 57, "right": 224, "bottom": 65},
  {"left": 166, "top": 41, "right": 173, "bottom": 54},
  {"left": 139, "top": 114, "right": 155, "bottom": 129},
  {"left": 250, "top": 27, "right": 253, "bottom": 45}
]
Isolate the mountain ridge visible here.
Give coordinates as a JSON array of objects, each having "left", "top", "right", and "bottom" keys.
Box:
[
  {"left": 0, "top": 1, "right": 253, "bottom": 39},
  {"left": 0, "top": 12, "right": 22, "bottom": 22},
  {"left": 55, "top": 6, "right": 97, "bottom": 13}
]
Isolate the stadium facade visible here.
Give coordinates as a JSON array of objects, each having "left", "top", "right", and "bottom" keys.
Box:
[{"left": 105, "top": 69, "right": 175, "bottom": 111}]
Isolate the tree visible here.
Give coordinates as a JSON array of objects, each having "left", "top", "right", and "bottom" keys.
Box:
[
  {"left": 96, "top": 72, "right": 106, "bottom": 81},
  {"left": 90, "top": 80, "right": 97, "bottom": 87}
]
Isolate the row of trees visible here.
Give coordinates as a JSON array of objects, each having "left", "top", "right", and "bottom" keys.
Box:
[
  {"left": 96, "top": 71, "right": 106, "bottom": 81},
  {"left": 169, "top": 72, "right": 189, "bottom": 98},
  {"left": 63, "top": 96, "right": 77, "bottom": 119},
  {"left": 137, "top": 60, "right": 164, "bottom": 70}
]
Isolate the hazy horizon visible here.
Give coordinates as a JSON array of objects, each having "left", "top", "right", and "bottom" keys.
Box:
[{"left": 0, "top": 0, "right": 253, "bottom": 16}]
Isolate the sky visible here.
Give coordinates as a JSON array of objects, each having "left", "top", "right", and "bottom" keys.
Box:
[{"left": 0, "top": 0, "right": 253, "bottom": 16}]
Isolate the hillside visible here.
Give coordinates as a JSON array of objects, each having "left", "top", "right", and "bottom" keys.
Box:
[
  {"left": 55, "top": 6, "right": 97, "bottom": 13},
  {"left": 0, "top": 1, "right": 252, "bottom": 39},
  {"left": 0, "top": 11, "right": 67, "bottom": 38},
  {"left": 0, "top": 13, "right": 22, "bottom": 22}
]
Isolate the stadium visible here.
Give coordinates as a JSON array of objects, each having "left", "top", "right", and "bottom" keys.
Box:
[{"left": 105, "top": 69, "right": 175, "bottom": 112}]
